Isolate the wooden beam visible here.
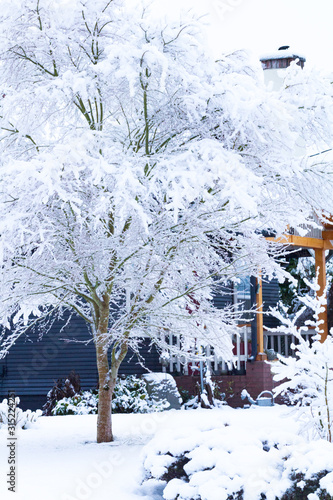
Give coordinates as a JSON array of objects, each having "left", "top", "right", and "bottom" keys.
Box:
[
  {"left": 322, "top": 230, "right": 333, "bottom": 240},
  {"left": 267, "top": 231, "right": 331, "bottom": 342},
  {"left": 255, "top": 273, "right": 267, "bottom": 361},
  {"left": 315, "top": 248, "right": 328, "bottom": 342},
  {"left": 266, "top": 234, "right": 333, "bottom": 250}
]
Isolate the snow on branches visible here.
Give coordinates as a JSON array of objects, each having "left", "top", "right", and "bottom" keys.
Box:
[{"left": 271, "top": 279, "right": 333, "bottom": 441}]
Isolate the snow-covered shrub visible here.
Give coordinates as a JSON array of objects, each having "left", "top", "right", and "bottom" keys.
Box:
[
  {"left": 271, "top": 279, "right": 333, "bottom": 441},
  {"left": 0, "top": 397, "right": 42, "bottom": 429},
  {"left": 52, "top": 391, "right": 98, "bottom": 416},
  {"left": 280, "top": 471, "right": 331, "bottom": 500},
  {"left": 43, "top": 370, "right": 82, "bottom": 416},
  {"left": 112, "top": 375, "right": 168, "bottom": 413},
  {"left": 141, "top": 421, "right": 333, "bottom": 499},
  {"left": 52, "top": 375, "right": 167, "bottom": 416}
]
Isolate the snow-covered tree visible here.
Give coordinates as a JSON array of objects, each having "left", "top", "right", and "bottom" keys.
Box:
[
  {"left": 271, "top": 279, "right": 333, "bottom": 442},
  {"left": 0, "top": 0, "right": 332, "bottom": 442}
]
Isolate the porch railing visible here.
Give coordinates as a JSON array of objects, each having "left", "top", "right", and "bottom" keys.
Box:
[
  {"left": 164, "top": 326, "right": 315, "bottom": 374},
  {"left": 264, "top": 328, "right": 315, "bottom": 357},
  {"left": 166, "top": 325, "right": 251, "bottom": 375}
]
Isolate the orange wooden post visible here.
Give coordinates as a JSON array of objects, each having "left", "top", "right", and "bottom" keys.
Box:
[
  {"left": 315, "top": 248, "right": 328, "bottom": 342},
  {"left": 255, "top": 273, "right": 267, "bottom": 360}
]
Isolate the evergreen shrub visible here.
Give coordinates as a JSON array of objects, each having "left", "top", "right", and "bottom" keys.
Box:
[{"left": 48, "top": 374, "right": 168, "bottom": 416}]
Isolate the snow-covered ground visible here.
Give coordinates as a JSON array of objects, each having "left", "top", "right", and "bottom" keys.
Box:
[{"left": 1, "top": 405, "right": 333, "bottom": 500}]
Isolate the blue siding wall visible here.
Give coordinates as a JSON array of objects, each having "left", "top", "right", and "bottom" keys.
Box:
[
  {"left": 0, "top": 313, "right": 161, "bottom": 409},
  {"left": 212, "top": 278, "right": 280, "bottom": 329}
]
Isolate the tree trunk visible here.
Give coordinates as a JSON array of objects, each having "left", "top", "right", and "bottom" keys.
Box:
[
  {"left": 94, "top": 296, "right": 130, "bottom": 443},
  {"left": 95, "top": 298, "right": 113, "bottom": 443},
  {"left": 96, "top": 347, "right": 113, "bottom": 443}
]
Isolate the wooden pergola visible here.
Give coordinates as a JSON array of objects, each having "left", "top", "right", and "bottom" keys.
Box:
[{"left": 255, "top": 224, "right": 333, "bottom": 359}]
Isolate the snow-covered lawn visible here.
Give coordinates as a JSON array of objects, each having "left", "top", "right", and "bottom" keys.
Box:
[{"left": 1, "top": 405, "right": 333, "bottom": 500}]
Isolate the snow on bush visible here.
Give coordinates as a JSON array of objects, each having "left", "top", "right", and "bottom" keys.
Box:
[
  {"left": 141, "top": 415, "right": 333, "bottom": 499},
  {"left": 52, "top": 375, "right": 168, "bottom": 415},
  {"left": 43, "top": 370, "right": 82, "bottom": 416},
  {"left": 0, "top": 397, "right": 42, "bottom": 429},
  {"left": 52, "top": 391, "right": 98, "bottom": 416},
  {"left": 112, "top": 375, "right": 169, "bottom": 413},
  {"left": 270, "top": 279, "right": 333, "bottom": 441}
]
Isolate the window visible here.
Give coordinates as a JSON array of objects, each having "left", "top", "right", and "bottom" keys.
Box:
[{"left": 235, "top": 276, "right": 252, "bottom": 322}]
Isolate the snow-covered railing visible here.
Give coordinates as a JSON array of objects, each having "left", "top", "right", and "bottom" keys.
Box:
[
  {"left": 264, "top": 328, "right": 315, "bottom": 357},
  {"left": 289, "top": 223, "right": 322, "bottom": 239},
  {"left": 165, "top": 325, "right": 251, "bottom": 375},
  {"left": 165, "top": 326, "right": 316, "bottom": 374}
]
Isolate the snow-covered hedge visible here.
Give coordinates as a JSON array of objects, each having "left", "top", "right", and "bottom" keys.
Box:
[
  {"left": 141, "top": 415, "right": 333, "bottom": 499},
  {"left": 51, "top": 391, "right": 98, "bottom": 416},
  {"left": 112, "top": 375, "right": 169, "bottom": 413},
  {"left": 0, "top": 397, "right": 42, "bottom": 429},
  {"left": 52, "top": 375, "right": 168, "bottom": 415}
]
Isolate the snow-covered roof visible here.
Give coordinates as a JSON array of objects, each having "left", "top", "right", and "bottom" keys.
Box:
[{"left": 260, "top": 50, "right": 306, "bottom": 62}]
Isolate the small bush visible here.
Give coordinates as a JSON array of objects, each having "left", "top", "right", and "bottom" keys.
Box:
[
  {"left": 52, "top": 391, "right": 98, "bottom": 416},
  {"left": 146, "top": 451, "right": 333, "bottom": 500},
  {"left": 0, "top": 397, "right": 42, "bottom": 429},
  {"left": 43, "top": 370, "right": 81, "bottom": 416},
  {"left": 49, "top": 374, "right": 168, "bottom": 416},
  {"left": 142, "top": 427, "right": 333, "bottom": 500},
  {"left": 112, "top": 375, "right": 167, "bottom": 413}
]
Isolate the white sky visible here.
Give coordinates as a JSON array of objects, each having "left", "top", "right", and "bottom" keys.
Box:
[{"left": 164, "top": 0, "right": 333, "bottom": 72}]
